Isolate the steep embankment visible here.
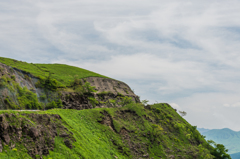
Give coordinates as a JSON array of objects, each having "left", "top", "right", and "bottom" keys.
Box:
[
  {"left": 0, "top": 57, "right": 139, "bottom": 110},
  {"left": 0, "top": 104, "right": 216, "bottom": 159},
  {"left": 0, "top": 57, "right": 108, "bottom": 87},
  {"left": 0, "top": 57, "right": 230, "bottom": 159}
]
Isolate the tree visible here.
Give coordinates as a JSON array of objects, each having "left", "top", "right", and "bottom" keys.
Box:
[
  {"left": 207, "top": 140, "right": 231, "bottom": 159},
  {"left": 179, "top": 110, "right": 187, "bottom": 117},
  {"left": 141, "top": 99, "right": 149, "bottom": 106}
]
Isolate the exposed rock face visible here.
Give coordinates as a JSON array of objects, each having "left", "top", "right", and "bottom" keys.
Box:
[
  {"left": 61, "top": 93, "right": 93, "bottom": 110},
  {"left": 60, "top": 77, "right": 140, "bottom": 110},
  {"left": 98, "top": 111, "right": 116, "bottom": 132},
  {"left": 0, "top": 62, "right": 140, "bottom": 111},
  {"left": 0, "top": 62, "right": 42, "bottom": 110},
  {"left": 0, "top": 113, "right": 74, "bottom": 159},
  {"left": 61, "top": 92, "right": 140, "bottom": 110},
  {"left": 0, "top": 63, "right": 37, "bottom": 90},
  {"left": 84, "top": 77, "right": 137, "bottom": 97},
  {"left": 0, "top": 140, "right": 2, "bottom": 153},
  {"left": 98, "top": 111, "right": 149, "bottom": 159}
]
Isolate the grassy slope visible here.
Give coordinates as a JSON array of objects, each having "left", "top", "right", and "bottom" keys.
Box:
[
  {"left": 202, "top": 128, "right": 240, "bottom": 154},
  {"left": 0, "top": 103, "right": 213, "bottom": 159},
  {"left": 0, "top": 57, "right": 109, "bottom": 87}
]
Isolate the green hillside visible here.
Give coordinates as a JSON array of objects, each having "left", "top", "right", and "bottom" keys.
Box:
[
  {"left": 0, "top": 103, "right": 221, "bottom": 159},
  {"left": 0, "top": 57, "right": 232, "bottom": 159},
  {"left": 202, "top": 128, "right": 240, "bottom": 154},
  {"left": 0, "top": 57, "right": 109, "bottom": 87}
]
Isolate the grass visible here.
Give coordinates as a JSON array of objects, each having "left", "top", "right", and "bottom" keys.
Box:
[
  {"left": 0, "top": 103, "right": 216, "bottom": 159},
  {"left": 0, "top": 57, "right": 229, "bottom": 158},
  {"left": 0, "top": 57, "right": 109, "bottom": 87},
  {"left": 35, "top": 64, "right": 109, "bottom": 86}
]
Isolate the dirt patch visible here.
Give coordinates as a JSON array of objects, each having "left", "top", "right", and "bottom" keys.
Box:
[
  {"left": 98, "top": 111, "right": 116, "bottom": 132},
  {"left": 61, "top": 92, "right": 93, "bottom": 110},
  {"left": 0, "top": 113, "right": 75, "bottom": 159},
  {"left": 99, "top": 110, "right": 150, "bottom": 159}
]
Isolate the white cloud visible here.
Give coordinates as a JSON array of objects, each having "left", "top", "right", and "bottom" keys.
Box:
[
  {"left": 170, "top": 103, "right": 181, "bottom": 110},
  {"left": 224, "top": 102, "right": 240, "bottom": 108}
]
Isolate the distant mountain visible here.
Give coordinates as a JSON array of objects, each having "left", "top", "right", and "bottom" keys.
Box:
[
  {"left": 231, "top": 152, "right": 240, "bottom": 159},
  {"left": 197, "top": 128, "right": 211, "bottom": 134},
  {"left": 199, "top": 128, "right": 240, "bottom": 154}
]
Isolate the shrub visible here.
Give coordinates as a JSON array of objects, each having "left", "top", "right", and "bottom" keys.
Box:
[
  {"left": 119, "top": 96, "right": 133, "bottom": 106},
  {"left": 72, "top": 78, "right": 96, "bottom": 95},
  {"left": 166, "top": 114, "right": 173, "bottom": 120},
  {"left": 9, "top": 67, "right": 14, "bottom": 73},
  {"left": 45, "top": 99, "right": 63, "bottom": 110},
  {"left": 0, "top": 78, "right": 5, "bottom": 87},
  {"left": 117, "top": 92, "right": 124, "bottom": 97},
  {"left": 141, "top": 99, "right": 149, "bottom": 106},
  {"left": 24, "top": 74, "right": 31, "bottom": 81},
  {"left": 98, "top": 91, "right": 111, "bottom": 96},
  {"left": 124, "top": 88, "right": 129, "bottom": 94},
  {"left": 11, "top": 75, "right": 15, "bottom": 80},
  {"left": 17, "top": 86, "right": 42, "bottom": 110},
  {"left": 39, "top": 94, "right": 47, "bottom": 100},
  {"left": 1, "top": 75, "right": 7, "bottom": 82},
  {"left": 75, "top": 85, "right": 85, "bottom": 94},
  {"left": 71, "top": 77, "right": 82, "bottom": 86},
  {"left": 56, "top": 99, "right": 63, "bottom": 108},
  {"left": 82, "top": 82, "right": 97, "bottom": 94},
  {"left": 35, "top": 74, "right": 58, "bottom": 91},
  {"left": 174, "top": 122, "right": 185, "bottom": 131},
  {"left": 45, "top": 101, "right": 57, "bottom": 110},
  {"left": 4, "top": 97, "right": 18, "bottom": 109},
  {"left": 88, "top": 97, "right": 99, "bottom": 108},
  {"left": 207, "top": 140, "right": 231, "bottom": 159},
  {"left": 109, "top": 99, "right": 116, "bottom": 106}
]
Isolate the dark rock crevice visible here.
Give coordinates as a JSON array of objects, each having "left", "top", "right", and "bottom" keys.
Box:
[{"left": 0, "top": 113, "right": 75, "bottom": 159}]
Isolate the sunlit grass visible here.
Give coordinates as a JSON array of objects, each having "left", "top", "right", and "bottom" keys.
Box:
[{"left": 0, "top": 57, "right": 109, "bottom": 87}]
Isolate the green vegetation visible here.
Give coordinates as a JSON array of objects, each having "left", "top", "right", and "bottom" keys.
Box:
[
  {"left": 72, "top": 79, "right": 97, "bottom": 95},
  {"left": 0, "top": 103, "right": 229, "bottom": 159},
  {"left": 0, "top": 57, "right": 109, "bottom": 87},
  {"left": 4, "top": 96, "right": 18, "bottom": 109},
  {"left": 0, "top": 73, "right": 43, "bottom": 110},
  {"left": 200, "top": 128, "right": 240, "bottom": 154},
  {"left": 35, "top": 73, "right": 59, "bottom": 91},
  {"left": 207, "top": 140, "right": 231, "bottom": 159},
  {"left": 17, "top": 85, "right": 42, "bottom": 110},
  {"left": 98, "top": 91, "right": 112, "bottom": 96},
  {"left": 118, "top": 96, "right": 134, "bottom": 106},
  {"left": 0, "top": 57, "right": 232, "bottom": 158},
  {"left": 88, "top": 97, "right": 99, "bottom": 108},
  {"left": 141, "top": 99, "right": 149, "bottom": 106},
  {"left": 108, "top": 99, "right": 116, "bottom": 106},
  {"left": 45, "top": 99, "right": 63, "bottom": 110},
  {"left": 81, "top": 82, "right": 97, "bottom": 94}
]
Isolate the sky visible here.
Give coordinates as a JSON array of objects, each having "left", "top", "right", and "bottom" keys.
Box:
[{"left": 1, "top": 0, "right": 240, "bottom": 131}]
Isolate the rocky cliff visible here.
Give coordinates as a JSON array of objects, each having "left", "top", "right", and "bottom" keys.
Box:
[
  {"left": 0, "top": 62, "right": 139, "bottom": 111},
  {"left": 0, "top": 57, "right": 230, "bottom": 159},
  {"left": 0, "top": 113, "right": 74, "bottom": 158}
]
